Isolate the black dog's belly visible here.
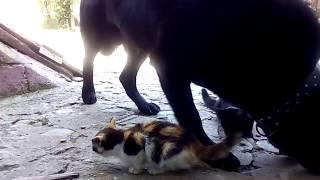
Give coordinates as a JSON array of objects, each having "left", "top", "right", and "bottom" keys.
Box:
[{"left": 152, "top": 0, "right": 320, "bottom": 115}]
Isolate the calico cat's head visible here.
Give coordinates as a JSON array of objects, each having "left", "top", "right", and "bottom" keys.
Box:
[{"left": 92, "top": 118, "right": 124, "bottom": 156}]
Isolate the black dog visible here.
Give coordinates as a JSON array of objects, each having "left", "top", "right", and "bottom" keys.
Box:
[{"left": 80, "top": 0, "right": 320, "bottom": 173}]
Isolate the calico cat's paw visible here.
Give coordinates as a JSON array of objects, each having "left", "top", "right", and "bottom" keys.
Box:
[
  {"left": 128, "top": 167, "right": 144, "bottom": 175},
  {"left": 147, "top": 168, "right": 165, "bottom": 175}
]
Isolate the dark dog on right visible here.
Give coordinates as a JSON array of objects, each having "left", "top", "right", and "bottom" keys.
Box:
[{"left": 80, "top": 0, "right": 320, "bottom": 174}]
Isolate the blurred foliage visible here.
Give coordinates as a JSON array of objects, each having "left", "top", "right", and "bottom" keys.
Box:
[{"left": 38, "top": 0, "right": 74, "bottom": 30}]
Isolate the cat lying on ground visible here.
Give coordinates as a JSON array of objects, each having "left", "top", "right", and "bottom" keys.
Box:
[{"left": 92, "top": 118, "right": 242, "bottom": 175}]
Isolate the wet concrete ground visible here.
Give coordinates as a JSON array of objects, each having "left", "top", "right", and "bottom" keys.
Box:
[{"left": 1, "top": 46, "right": 320, "bottom": 179}]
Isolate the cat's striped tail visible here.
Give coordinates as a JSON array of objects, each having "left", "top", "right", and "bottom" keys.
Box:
[{"left": 193, "top": 132, "right": 242, "bottom": 162}]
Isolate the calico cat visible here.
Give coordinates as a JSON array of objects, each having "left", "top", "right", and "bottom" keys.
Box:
[{"left": 92, "top": 118, "right": 242, "bottom": 175}]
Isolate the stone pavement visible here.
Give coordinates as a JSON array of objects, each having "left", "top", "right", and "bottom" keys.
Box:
[{"left": 1, "top": 49, "right": 319, "bottom": 180}]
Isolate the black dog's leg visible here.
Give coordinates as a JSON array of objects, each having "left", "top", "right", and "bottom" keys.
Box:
[
  {"left": 82, "top": 47, "right": 99, "bottom": 104},
  {"left": 243, "top": 115, "right": 254, "bottom": 138},
  {"left": 120, "top": 46, "right": 160, "bottom": 115},
  {"left": 157, "top": 74, "right": 212, "bottom": 144},
  {"left": 157, "top": 70, "right": 240, "bottom": 171}
]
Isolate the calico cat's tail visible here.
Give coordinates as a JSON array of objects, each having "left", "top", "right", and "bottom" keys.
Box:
[
  {"left": 193, "top": 132, "right": 243, "bottom": 162},
  {"left": 198, "top": 89, "right": 245, "bottom": 161}
]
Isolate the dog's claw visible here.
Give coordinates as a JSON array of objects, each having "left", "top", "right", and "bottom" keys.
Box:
[{"left": 139, "top": 102, "right": 160, "bottom": 115}]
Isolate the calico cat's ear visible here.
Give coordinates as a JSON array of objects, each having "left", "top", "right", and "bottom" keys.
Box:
[{"left": 107, "top": 117, "right": 117, "bottom": 129}]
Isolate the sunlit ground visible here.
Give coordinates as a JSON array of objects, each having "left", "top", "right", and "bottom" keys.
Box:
[
  {"left": 35, "top": 29, "right": 158, "bottom": 83},
  {"left": 31, "top": 29, "right": 133, "bottom": 72}
]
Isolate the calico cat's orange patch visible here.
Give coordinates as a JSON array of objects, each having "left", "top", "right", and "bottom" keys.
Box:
[
  {"left": 159, "top": 126, "right": 184, "bottom": 138},
  {"left": 190, "top": 139, "right": 230, "bottom": 161},
  {"left": 133, "top": 132, "right": 145, "bottom": 146},
  {"left": 162, "top": 142, "right": 176, "bottom": 156},
  {"left": 106, "top": 118, "right": 117, "bottom": 129},
  {"left": 183, "top": 148, "right": 199, "bottom": 165},
  {"left": 143, "top": 121, "right": 158, "bottom": 133},
  {"left": 124, "top": 131, "right": 132, "bottom": 140}
]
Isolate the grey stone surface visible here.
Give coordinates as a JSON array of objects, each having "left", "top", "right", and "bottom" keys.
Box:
[
  {"left": 0, "top": 42, "right": 65, "bottom": 98},
  {"left": 0, "top": 42, "right": 25, "bottom": 64},
  {"left": 256, "top": 140, "right": 279, "bottom": 154}
]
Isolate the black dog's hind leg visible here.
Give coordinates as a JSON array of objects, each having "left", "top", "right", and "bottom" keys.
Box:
[
  {"left": 120, "top": 45, "right": 160, "bottom": 115},
  {"left": 157, "top": 71, "right": 211, "bottom": 144},
  {"left": 156, "top": 70, "right": 240, "bottom": 170},
  {"left": 82, "top": 44, "right": 99, "bottom": 104}
]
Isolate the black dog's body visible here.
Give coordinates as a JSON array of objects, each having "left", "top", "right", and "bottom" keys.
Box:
[{"left": 80, "top": 0, "right": 320, "bottom": 173}]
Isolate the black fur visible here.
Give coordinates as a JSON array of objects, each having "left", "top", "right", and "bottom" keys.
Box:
[
  {"left": 150, "top": 138, "right": 162, "bottom": 164},
  {"left": 101, "top": 129, "right": 124, "bottom": 151},
  {"left": 124, "top": 135, "right": 143, "bottom": 156},
  {"left": 80, "top": 0, "right": 320, "bottom": 173},
  {"left": 202, "top": 89, "right": 254, "bottom": 138}
]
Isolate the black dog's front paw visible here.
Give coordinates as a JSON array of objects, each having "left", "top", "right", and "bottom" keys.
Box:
[
  {"left": 139, "top": 103, "right": 160, "bottom": 115},
  {"left": 82, "top": 91, "right": 97, "bottom": 104}
]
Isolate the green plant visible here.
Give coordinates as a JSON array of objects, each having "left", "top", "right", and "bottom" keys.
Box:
[
  {"left": 38, "top": 0, "right": 74, "bottom": 30},
  {"left": 53, "top": 0, "right": 74, "bottom": 29}
]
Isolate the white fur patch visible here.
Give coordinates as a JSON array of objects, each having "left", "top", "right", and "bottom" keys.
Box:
[
  {"left": 99, "top": 137, "right": 202, "bottom": 175},
  {"left": 144, "top": 137, "right": 199, "bottom": 174},
  {"left": 100, "top": 143, "right": 146, "bottom": 173}
]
